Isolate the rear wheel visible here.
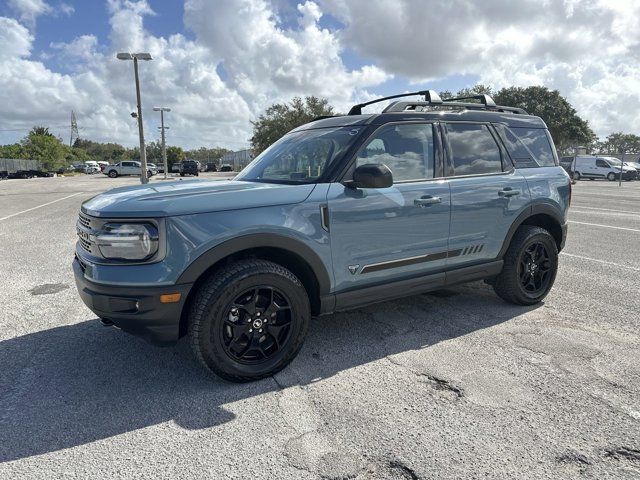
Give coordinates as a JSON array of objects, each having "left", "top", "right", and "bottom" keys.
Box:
[
  {"left": 493, "top": 225, "right": 558, "bottom": 305},
  {"left": 607, "top": 172, "right": 616, "bottom": 181},
  {"left": 188, "top": 259, "right": 310, "bottom": 382}
]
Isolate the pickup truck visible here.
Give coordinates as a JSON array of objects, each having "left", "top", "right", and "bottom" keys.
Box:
[{"left": 104, "top": 161, "right": 157, "bottom": 178}]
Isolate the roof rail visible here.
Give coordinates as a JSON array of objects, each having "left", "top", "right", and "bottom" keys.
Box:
[
  {"left": 443, "top": 94, "right": 497, "bottom": 107},
  {"left": 348, "top": 90, "right": 443, "bottom": 115}
]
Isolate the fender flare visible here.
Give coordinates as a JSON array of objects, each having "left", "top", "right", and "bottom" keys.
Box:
[
  {"left": 497, "top": 204, "right": 565, "bottom": 259},
  {"left": 176, "top": 233, "right": 332, "bottom": 295}
]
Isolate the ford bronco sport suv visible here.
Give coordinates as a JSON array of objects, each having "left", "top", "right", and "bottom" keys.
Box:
[{"left": 74, "top": 91, "right": 570, "bottom": 382}]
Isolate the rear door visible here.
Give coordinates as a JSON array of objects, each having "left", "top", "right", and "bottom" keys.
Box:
[
  {"left": 328, "top": 122, "right": 451, "bottom": 293},
  {"left": 443, "top": 122, "right": 530, "bottom": 269}
]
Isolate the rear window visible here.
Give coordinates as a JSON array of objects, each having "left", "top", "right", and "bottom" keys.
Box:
[{"left": 496, "top": 125, "right": 557, "bottom": 168}]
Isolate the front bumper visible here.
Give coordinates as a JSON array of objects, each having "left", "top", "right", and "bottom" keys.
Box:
[{"left": 73, "top": 257, "right": 192, "bottom": 345}]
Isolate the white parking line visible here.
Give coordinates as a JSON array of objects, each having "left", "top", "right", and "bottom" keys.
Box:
[
  {"left": 570, "top": 209, "right": 640, "bottom": 218},
  {"left": 568, "top": 220, "right": 640, "bottom": 233},
  {"left": 570, "top": 205, "right": 640, "bottom": 215},
  {"left": 0, "top": 192, "right": 84, "bottom": 221},
  {"left": 561, "top": 252, "right": 640, "bottom": 272}
]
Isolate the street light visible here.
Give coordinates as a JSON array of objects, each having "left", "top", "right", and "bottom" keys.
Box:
[
  {"left": 117, "top": 52, "right": 152, "bottom": 184},
  {"left": 153, "top": 107, "right": 171, "bottom": 179}
]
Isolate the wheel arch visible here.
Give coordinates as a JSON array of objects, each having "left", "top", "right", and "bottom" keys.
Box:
[
  {"left": 498, "top": 205, "right": 565, "bottom": 259},
  {"left": 177, "top": 234, "right": 332, "bottom": 337}
]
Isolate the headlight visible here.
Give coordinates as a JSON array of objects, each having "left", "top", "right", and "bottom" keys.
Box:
[{"left": 95, "top": 223, "right": 159, "bottom": 260}]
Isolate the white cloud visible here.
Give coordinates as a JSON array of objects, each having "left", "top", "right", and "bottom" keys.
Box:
[
  {"left": 318, "top": 0, "right": 640, "bottom": 137},
  {"left": 59, "top": 2, "right": 74, "bottom": 16},
  {"left": 1, "top": 0, "right": 639, "bottom": 149},
  {"left": 7, "top": 0, "right": 52, "bottom": 27},
  {"left": 0, "top": 0, "right": 390, "bottom": 149}
]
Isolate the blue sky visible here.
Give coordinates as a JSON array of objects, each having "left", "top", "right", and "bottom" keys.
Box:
[{"left": 0, "top": 0, "right": 638, "bottom": 149}]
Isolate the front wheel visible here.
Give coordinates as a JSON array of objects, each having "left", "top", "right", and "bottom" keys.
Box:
[
  {"left": 493, "top": 226, "right": 558, "bottom": 305},
  {"left": 607, "top": 172, "right": 616, "bottom": 181},
  {"left": 573, "top": 171, "right": 581, "bottom": 180},
  {"left": 108, "top": 170, "right": 118, "bottom": 178},
  {"left": 188, "top": 259, "right": 310, "bottom": 382}
]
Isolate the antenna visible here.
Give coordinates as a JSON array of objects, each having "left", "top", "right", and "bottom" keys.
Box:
[{"left": 70, "top": 111, "right": 79, "bottom": 147}]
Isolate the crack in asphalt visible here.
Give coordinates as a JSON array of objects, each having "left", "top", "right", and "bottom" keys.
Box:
[{"left": 604, "top": 446, "right": 640, "bottom": 463}]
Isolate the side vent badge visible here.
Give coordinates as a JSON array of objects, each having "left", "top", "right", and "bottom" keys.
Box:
[{"left": 348, "top": 265, "right": 360, "bottom": 275}]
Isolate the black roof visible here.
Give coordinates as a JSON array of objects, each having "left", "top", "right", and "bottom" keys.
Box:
[{"left": 293, "top": 109, "right": 547, "bottom": 133}]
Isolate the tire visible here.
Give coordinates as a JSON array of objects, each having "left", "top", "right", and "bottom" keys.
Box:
[
  {"left": 493, "top": 225, "right": 558, "bottom": 306},
  {"left": 195, "top": 172, "right": 199, "bottom": 176},
  {"left": 607, "top": 172, "right": 616, "bottom": 181},
  {"left": 188, "top": 259, "right": 310, "bottom": 382},
  {"left": 147, "top": 170, "right": 153, "bottom": 178},
  {"left": 573, "top": 171, "right": 581, "bottom": 180},
  {"left": 108, "top": 170, "right": 118, "bottom": 178},
  {"left": 180, "top": 173, "right": 184, "bottom": 177}
]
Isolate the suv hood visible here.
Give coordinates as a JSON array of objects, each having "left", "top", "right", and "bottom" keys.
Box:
[{"left": 81, "top": 180, "right": 316, "bottom": 218}]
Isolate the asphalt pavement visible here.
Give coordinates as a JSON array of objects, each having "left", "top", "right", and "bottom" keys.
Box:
[{"left": 0, "top": 174, "right": 638, "bottom": 479}]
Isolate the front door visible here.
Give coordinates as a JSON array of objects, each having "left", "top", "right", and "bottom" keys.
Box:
[{"left": 328, "top": 122, "right": 451, "bottom": 293}]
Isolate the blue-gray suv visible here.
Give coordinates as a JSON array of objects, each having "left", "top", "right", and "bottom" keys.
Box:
[{"left": 74, "top": 91, "right": 570, "bottom": 382}]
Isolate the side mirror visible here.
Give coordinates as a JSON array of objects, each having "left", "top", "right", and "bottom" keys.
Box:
[{"left": 346, "top": 163, "right": 393, "bottom": 189}]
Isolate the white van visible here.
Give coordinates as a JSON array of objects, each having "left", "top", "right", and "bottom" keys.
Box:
[{"left": 572, "top": 156, "right": 638, "bottom": 181}]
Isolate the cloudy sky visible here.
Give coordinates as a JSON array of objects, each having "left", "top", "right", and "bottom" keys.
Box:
[{"left": 1, "top": 0, "right": 639, "bottom": 150}]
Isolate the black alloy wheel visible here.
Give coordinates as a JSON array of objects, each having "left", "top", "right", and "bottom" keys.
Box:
[
  {"left": 188, "top": 259, "right": 310, "bottom": 382},
  {"left": 221, "top": 286, "right": 293, "bottom": 364},
  {"left": 518, "top": 242, "right": 552, "bottom": 295}
]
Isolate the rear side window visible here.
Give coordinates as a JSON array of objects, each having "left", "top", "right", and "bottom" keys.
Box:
[
  {"left": 445, "top": 123, "right": 502, "bottom": 176},
  {"left": 508, "top": 127, "right": 556, "bottom": 167}
]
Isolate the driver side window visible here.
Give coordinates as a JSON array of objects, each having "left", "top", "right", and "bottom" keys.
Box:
[{"left": 356, "top": 123, "right": 434, "bottom": 182}]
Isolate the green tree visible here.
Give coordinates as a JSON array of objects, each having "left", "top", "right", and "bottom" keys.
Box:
[
  {"left": 493, "top": 86, "right": 596, "bottom": 154},
  {"left": 597, "top": 132, "right": 640, "bottom": 154},
  {"left": 251, "top": 96, "right": 335, "bottom": 154},
  {"left": 73, "top": 138, "right": 127, "bottom": 162},
  {"left": 0, "top": 143, "right": 26, "bottom": 159},
  {"left": 21, "top": 128, "right": 67, "bottom": 170},
  {"left": 166, "top": 146, "right": 185, "bottom": 166},
  {"left": 185, "top": 146, "right": 231, "bottom": 163}
]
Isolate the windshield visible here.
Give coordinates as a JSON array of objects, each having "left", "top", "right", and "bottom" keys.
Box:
[
  {"left": 236, "top": 127, "right": 361, "bottom": 184},
  {"left": 601, "top": 157, "right": 622, "bottom": 166}
]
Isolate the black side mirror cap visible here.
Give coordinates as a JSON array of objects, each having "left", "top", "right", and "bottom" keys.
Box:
[{"left": 346, "top": 163, "right": 393, "bottom": 189}]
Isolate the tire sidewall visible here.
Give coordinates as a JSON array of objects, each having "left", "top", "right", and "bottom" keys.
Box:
[
  {"left": 196, "top": 269, "right": 310, "bottom": 379},
  {"left": 515, "top": 232, "right": 558, "bottom": 302}
]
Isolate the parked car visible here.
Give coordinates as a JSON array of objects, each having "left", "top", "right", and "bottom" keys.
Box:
[
  {"left": 97, "top": 161, "right": 110, "bottom": 172},
  {"left": 571, "top": 156, "right": 637, "bottom": 181},
  {"left": 104, "top": 161, "right": 156, "bottom": 178},
  {"left": 624, "top": 160, "right": 640, "bottom": 172},
  {"left": 171, "top": 163, "right": 181, "bottom": 173},
  {"left": 220, "top": 163, "right": 233, "bottom": 172},
  {"left": 74, "top": 90, "right": 570, "bottom": 382},
  {"left": 179, "top": 160, "right": 200, "bottom": 176},
  {"left": 205, "top": 163, "right": 218, "bottom": 172}
]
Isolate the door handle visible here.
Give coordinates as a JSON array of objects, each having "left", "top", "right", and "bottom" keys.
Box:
[
  {"left": 414, "top": 195, "right": 442, "bottom": 207},
  {"left": 498, "top": 188, "right": 521, "bottom": 197}
]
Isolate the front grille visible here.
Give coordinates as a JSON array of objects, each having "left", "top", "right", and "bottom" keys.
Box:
[
  {"left": 78, "top": 213, "right": 91, "bottom": 228},
  {"left": 78, "top": 236, "right": 92, "bottom": 253}
]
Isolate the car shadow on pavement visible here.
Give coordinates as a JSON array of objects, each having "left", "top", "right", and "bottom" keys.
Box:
[{"left": 0, "top": 283, "right": 540, "bottom": 462}]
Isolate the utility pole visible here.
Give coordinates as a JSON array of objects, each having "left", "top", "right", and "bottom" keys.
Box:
[
  {"left": 117, "top": 52, "right": 152, "bottom": 184},
  {"left": 69, "top": 110, "right": 78, "bottom": 147},
  {"left": 153, "top": 107, "right": 171, "bottom": 179}
]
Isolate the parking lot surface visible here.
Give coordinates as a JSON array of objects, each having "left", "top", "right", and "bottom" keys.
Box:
[{"left": 0, "top": 176, "right": 638, "bottom": 479}]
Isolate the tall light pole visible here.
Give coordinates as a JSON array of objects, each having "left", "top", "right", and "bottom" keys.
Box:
[
  {"left": 117, "top": 52, "right": 152, "bottom": 184},
  {"left": 153, "top": 107, "right": 171, "bottom": 179}
]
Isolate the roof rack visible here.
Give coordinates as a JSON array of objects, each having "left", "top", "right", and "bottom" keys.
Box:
[
  {"left": 350, "top": 91, "right": 527, "bottom": 115},
  {"left": 347, "top": 90, "right": 443, "bottom": 115}
]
